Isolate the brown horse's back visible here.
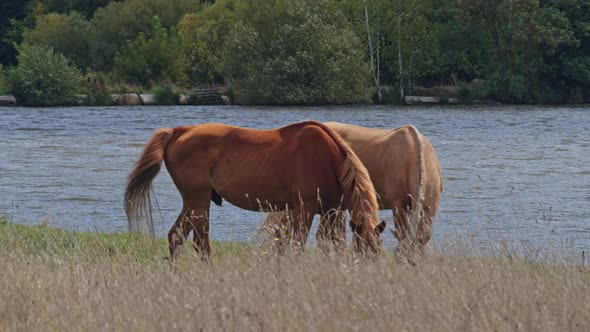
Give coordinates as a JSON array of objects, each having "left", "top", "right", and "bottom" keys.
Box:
[{"left": 164, "top": 122, "right": 346, "bottom": 212}]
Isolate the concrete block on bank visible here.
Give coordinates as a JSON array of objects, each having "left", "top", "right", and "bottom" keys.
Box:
[
  {"left": 112, "top": 93, "right": 141, "bottom": 106},
  {"left": 76, "top": 94, "right": 87, "bottom": 105},
  {"left": 404, "top": 95, "right": 440, "bottom": 105},
  {"left": 139, "top": 94, "right": 156, "bottom": 105},
  {"left": 0, "top": 95, "right": 16, "bottom": 106},
  {"left": 178, "top": 94, "right": 189, "bottom": 105}
]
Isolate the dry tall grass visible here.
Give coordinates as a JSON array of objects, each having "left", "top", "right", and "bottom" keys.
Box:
[{"left": 0, "top": 219, "right": 588, "bottom": 331}]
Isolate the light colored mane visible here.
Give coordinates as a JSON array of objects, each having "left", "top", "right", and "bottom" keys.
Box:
[
  {"left": 403, "top": 125, "right": 425, "bottom": 241},
  {"left": 308, "top": 121, "right": 379, "bottom": 231}
]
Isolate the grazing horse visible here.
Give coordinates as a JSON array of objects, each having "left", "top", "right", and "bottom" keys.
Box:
[
  {"left": 263, "top": 122, "right": 443, "bottom": 255},
  {"left": 124, "top": 121, "right": 385, "bottom": 261}
]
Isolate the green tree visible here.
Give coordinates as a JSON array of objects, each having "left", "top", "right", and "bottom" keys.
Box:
[
  {"left": 39, "top": 0, "right": 117, "bottom": 18},
  {"left": 339, "top": 0, "right": 391, "bottom": 102},
  {"left": 114, "top": 16, "right": 187, "bottom": 87},
  {"left": 0, "top": 65, "right": 9, "bottom": 94},
  {"left": 178, "top": 0, "right": 239, "bottom": 86},
  {"left": 453, "top": 0, "right": 575, "bottom": 103},
  {"left": 222, "top": 0, "right": 371, "bottom": 105},
  {"left": 541, "top": 0, "right": 590, "bottom": 102},
  {"left": 339, "top": 0, "right": 438, "bottom": 101},
  {"left": 1, "top": 0, "right": 36, "bottom": 66},
  {"left": 426, "top": 0, "right": 489, "bottom": 85},
  {"left": 90, "top": 0, "right": 199, "bottom": 71},
  {"left": 21, "top": 12, "right": 91, "bottom": 70},
  {"left": 8, "top": 44, "right": 82, "bottom": 106}
]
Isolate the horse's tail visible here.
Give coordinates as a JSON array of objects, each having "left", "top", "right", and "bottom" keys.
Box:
[
  {"left": 404, "top": 125, "right": 426, "bottom": 242},
  {"left": 124, "top": 128, "right": 175, "bottom": 235},
  {"left": 309, "top": 121, "right": 380, "bottom": 231}
]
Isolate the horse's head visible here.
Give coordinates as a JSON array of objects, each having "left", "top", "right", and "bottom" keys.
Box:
[{"left": 350, "top": 218, "right": 386, "bottom": 255}]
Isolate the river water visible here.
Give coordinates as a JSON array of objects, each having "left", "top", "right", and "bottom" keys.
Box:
[{"left": 1, "top": 105, "right": 589, "bottom": 254}]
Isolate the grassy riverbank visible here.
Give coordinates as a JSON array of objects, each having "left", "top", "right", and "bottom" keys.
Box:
[{"left": 1, "top": 216, "right": 588, "bottom": 331}]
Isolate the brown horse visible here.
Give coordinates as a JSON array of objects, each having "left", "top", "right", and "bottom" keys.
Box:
[
  {"left": 124, "top": 121, "right": 385, "bottom": 261},
  {"left": 263, "top": 122, "right": 443, "bottom": 255}
]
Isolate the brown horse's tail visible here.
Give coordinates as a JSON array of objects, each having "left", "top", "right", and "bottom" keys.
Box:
[
  {"left": 405, "top": 125, "right": 426, "bottom": 242},
  {"left": 308, "top": 121, "right": 380, "bottom": 233},
  {"left": 124, "top": 128, "right": 174, "bottom": 235}
]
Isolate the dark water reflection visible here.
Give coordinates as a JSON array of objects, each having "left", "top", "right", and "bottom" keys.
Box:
[{"left": 1, "top": 105, "right": 589, "bottom": 252}]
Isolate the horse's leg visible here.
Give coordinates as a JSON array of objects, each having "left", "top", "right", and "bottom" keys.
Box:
[
  {"left": 167, "top": 206, "right": 191, "bottom": 263},
  {"left": 415, "top": 199, "right": 439, "bottom": 256},
  {"left": 415, "top": 211, "right": 433, "bottom": 256},
  {"left": 269, "top": 210, "right": 292, "bottom": 254},
  {"left": 189, "top": 209, "right": 212, "bottom": 259},
  {"left": 316, "top": 209, "right": 346, "bottom": 252},
  {"left": 392, "top": 200, "right": 413, "bottom": 254},
  {"left": 290, "top": 201, "right": 316, "bottom": 252},
  {"left": 185, "top": 193, "right": 213, "bottom": 260}
]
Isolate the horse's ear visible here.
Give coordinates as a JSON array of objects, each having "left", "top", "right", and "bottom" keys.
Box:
[{"left": 375, "top": 220, "right": 386, "bottom": 234}]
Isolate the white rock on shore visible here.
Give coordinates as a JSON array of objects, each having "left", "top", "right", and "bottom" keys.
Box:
[
  {"left": 0, "top": 95, "right": 16, "bottom": 106},
  {"left": 139, "top": 94, "right": 157, "bottom": 105},
  {"left": 404, "top": 96, "right": 440, "bottom": 104},
  {"left": 112, "top": 93, "right": 141, "bottom": 106}
]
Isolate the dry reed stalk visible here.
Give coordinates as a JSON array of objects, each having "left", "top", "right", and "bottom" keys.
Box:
[{"left": 1, "top": 249, "right": 589, "bottom": 331}]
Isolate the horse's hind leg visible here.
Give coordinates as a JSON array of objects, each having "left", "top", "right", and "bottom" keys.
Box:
[
  {"left": 182, "top": 192, "right": 213, "bottom": 259},
  {"left": 316, "top": 209, "right": 346, "bottom": 252},
  {"left": 190, "top": 206, "right": 211, "bottom": 259},
  {"left": 168, "top": 206, "right": 191, "bottom": 263},
  {"left": 263, "top": 210, "right": 292, "bottom": 254},
  {"left": 290, "top": 201, "right": 316, "bottom": 252},
  {"left": 392, "top": 200, "right": 414, "bottom": 255}
]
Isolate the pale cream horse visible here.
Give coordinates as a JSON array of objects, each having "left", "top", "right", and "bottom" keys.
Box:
[{"left": 262, "top": 122, "right": 443, "bottom": 255}]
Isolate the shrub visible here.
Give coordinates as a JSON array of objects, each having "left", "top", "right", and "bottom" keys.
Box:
[
  {"left": 81, "top": 71, "right": 112, "bottom": 106},
  {"left": 22, "top": 12, "right": 91, "bottom": 70},
  {"left": 0, "top": 65, "right": 9, "bottom": 95},
  {"left": 8, "top": 45, "right": 82, "bottom": 106},
  {"left": 380, "top": 85, "right": 402, "bottom": 104},
  {"left": 114, "top": 16, "right": 187, "bottom": 87},
  {"left": 178, "top": 0, "right": 238, "bottom": 85},
  {"left": 152, "top": 85, "right": 179, "bottom": 105},
  {"left": 187, "top": 94, "right": 202, "bottom": 105},
  {"left": 221, "top": 0, "right": 371, "bottom": 105},
  {"left": 90, "top": 0, "right": 198, "bottom": 71}
]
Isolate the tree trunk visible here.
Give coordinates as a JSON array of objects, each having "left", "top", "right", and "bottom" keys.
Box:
[
  {"left": 398, "top": 0, "right": 404, "bottom": 103},
  {"left": 363, "top": 0, "right": 382, "bottom": 103}
]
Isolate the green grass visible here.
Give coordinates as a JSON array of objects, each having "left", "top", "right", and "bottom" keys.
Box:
[{"left": 0, "top": 215, "right": 249, "bottom": 264}]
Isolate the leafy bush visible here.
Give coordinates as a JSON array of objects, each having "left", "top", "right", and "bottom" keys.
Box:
[
  {"left": 457, "top": 81, "right": 489, "bottom": 104},
  {"left": 22, "top": 12, "right": 91, "bottom": 70},
  {"left": 90, "top": 0, "right": 198, "bottom": 71},
  {"left": 152, "top": 85, "right": 179, "bottom": 105},
  {"left": 178, "top": 0, "right": 238, "bottom": 85},
  {"left": 114, "top": 16, "right": 187, "bottom": 87},
  {"left": 380, "top": 85, "right": 402, "bottom": 104},
  {"left": 221, "top": 0, "right": 371, "bottom": 105},
  {"left": 0, "top": 65, "right": 9, "bottom": 95},
  {"left": 187, "top": 94, "right": 202, "bottom": 105},
  {"left": 81, "top": 71, "right": 112, "bottom": 106},
  {"left": 8, "top": 45, "right": 82, "bottom": 106}
]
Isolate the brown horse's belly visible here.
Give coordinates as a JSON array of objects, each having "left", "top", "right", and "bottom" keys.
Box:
[{"left": 213, "top": 182, "right": 293, "bottom": 212}]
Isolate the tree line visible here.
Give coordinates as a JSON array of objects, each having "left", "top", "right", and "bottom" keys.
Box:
[{"left": 1, "top": 0, "right": 589, "bottom": 105}]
